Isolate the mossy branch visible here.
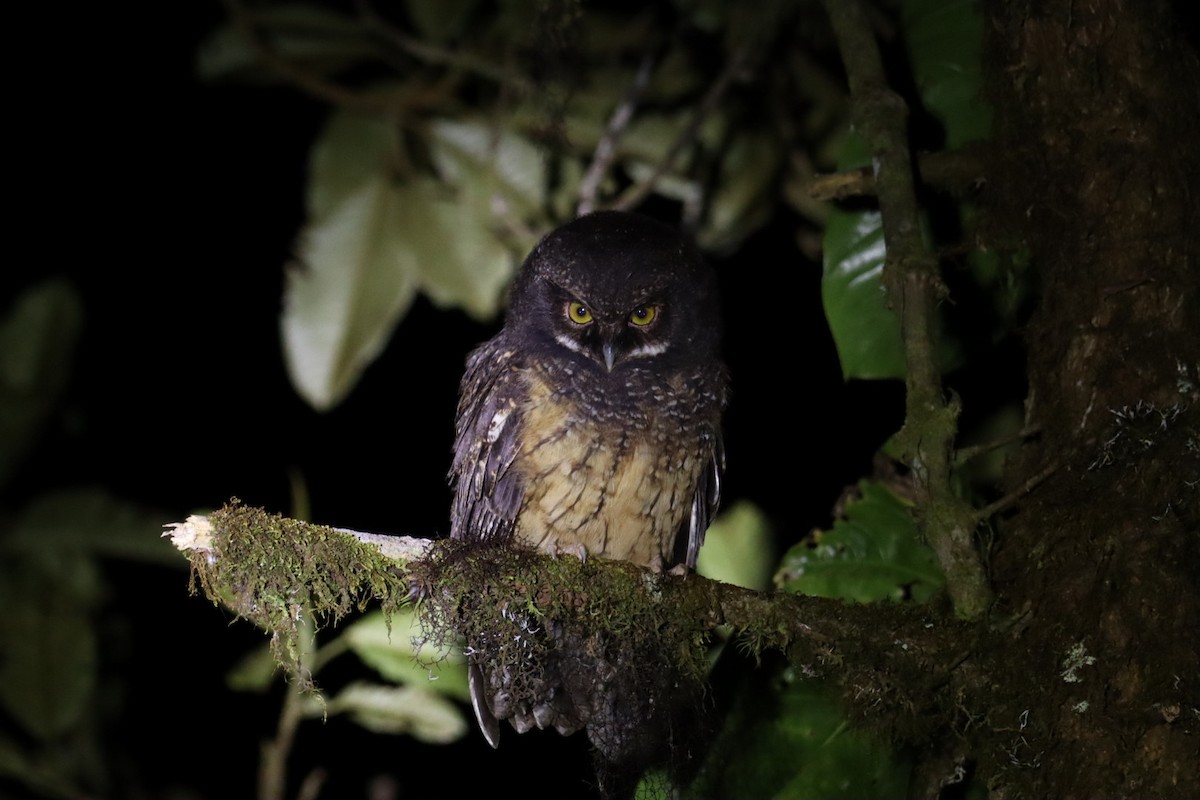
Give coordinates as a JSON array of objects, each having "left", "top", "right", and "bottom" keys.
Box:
[
  {"left": 164, "top": 503, "right": 425, "bottom": 678},
  {"left": 165, "top": 502, "right": 974, "bottom": 744},
  {"left": 821, "top": 0, "right": 992, "bottom": 619}
]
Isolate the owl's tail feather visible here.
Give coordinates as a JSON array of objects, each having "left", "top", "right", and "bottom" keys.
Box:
[{"left": 468, "top": 663, "right": 501, "bottom": 748}]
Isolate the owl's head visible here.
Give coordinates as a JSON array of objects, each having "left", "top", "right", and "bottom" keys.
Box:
[{"left": 507, "top": 211, "right": 722, "bottom": 374}]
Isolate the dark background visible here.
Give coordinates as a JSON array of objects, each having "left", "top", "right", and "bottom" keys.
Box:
[{"left": 5, "top": 3, "right": 903, "bottom": 797}]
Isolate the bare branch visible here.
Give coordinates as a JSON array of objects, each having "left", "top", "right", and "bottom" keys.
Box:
[
  {"left": 972, "top": 460, "right": 1060, "bottom": 523},
  {"left": 577, "top": 52, "right": 658, "bottom": 216},
  {"left": 807, "top": 165, "right": 877, "bottom": 201},
  {"left": 221, "top": 0, "right": 398, "bottom": 112},
  {"left": 822, "top": 0, "right": 992, "bottom": 619},
  {"left": 808, "top": 148, "right": 988, "bottom": 201},
  {"left": 610, "top": 47, "right": 751, "bottom": 213},
  {"left": 353, "top": 0, "right": 531, "bottom": 93}
]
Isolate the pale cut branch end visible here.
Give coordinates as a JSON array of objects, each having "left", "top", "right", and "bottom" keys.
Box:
[{"left": 162, "top": 515, "right": 215, "bottom": 556}]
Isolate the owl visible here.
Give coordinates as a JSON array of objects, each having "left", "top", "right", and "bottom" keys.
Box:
[{"left": 448, "top": 210, "right": 728, "bottom": 755}]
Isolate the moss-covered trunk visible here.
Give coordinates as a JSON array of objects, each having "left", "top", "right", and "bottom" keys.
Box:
[{"left": 980, "top": 0, "right": 1200, "bottom": 795}]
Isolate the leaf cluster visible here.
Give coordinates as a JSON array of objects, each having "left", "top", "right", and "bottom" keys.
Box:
[
  {"left": 202, "top": 0, "right": 814, "bottom": 410},
  {"left": 0, "top": 283, "right": 184, "bottom": 797}
]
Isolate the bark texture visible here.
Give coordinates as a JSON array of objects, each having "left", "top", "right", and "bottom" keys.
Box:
[{"left": 978, "top": 0, "right": 1200, "bottom": 795}]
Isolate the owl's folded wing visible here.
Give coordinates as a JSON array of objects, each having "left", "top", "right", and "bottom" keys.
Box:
[
  {"left": 685, "top": 431, "right": 725, "bottom": 570},
  {"left": 449, "top": 337, "right": 525, "bottom": 544}
]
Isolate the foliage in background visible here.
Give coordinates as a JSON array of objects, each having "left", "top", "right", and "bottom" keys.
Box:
[
  {"left": 0, "top": 282, "right": 466, "bottom": 798},
  {"left": 0, "top": 283, "right": 181, "bottom": 797},
  {"left": 1, "top": 0, "right": 1043, "bottom": 797},
  {"left": 227, "top": 608, "right": 469, "bottom": 743},
  {"left": 199, "top": 0, "right": 1010, "bottom": 796},
  {"left": 203, "top": 0, "right": 791, "bottom": 409},
  {"left": 820, "top": 0, "right": 992, "bottom": 380},
  {"left": 777, "top": 479, "right": 944, "bottom": 603}
]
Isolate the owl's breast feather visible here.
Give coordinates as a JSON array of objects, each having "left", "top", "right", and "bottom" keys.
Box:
[{"left": 512, "top": 368, "right": 710, "bottom": 570}]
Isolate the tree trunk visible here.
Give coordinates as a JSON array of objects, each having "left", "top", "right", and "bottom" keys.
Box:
[{"left": 980, "top": 0, "right": 1199, "bottom": 795}]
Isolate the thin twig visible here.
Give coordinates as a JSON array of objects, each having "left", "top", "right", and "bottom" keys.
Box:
[
  {"left": 809, "top": 148, "right": 988, "bottom": 201},
  {"left": 972, "top": 461, "right": 1060, "bottom": 523},
  {"left": 296, "top": 768, "right": 328, "bottom": 800},
  {"left": 610, "top": 47, "right": 750, "bottom": 212},
  {"left": 353, "top": 0, "right": 530, "bottom": 93},
  {"left": 221, "top": 0, "right": 396, "bottom": 112},
  {"left": 578, "top": 52, "right": 659, "bottom": 216},
  {"left": 258, "top": 613, "right": 316, "bottom": 800},
  {"left": 955, "top": 426, "right": 1041, "bottom": 465},
  {"left": 808, "top": 166, "right": 877, "bottom": 200}
]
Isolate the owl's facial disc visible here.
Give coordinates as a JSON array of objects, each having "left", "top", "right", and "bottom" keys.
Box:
[{"left": 555, "top": 298, "right": 668, "bottom": 372}]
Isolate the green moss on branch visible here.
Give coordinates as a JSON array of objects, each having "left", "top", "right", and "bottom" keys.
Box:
[{"left": 178, "top": 502, "right": 412, "bottom": 676}]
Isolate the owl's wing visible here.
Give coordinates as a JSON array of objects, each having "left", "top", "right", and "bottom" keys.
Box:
[
  {"left": 685, "top": 431, "right": 725, "bottom": 570},
  {"left": 451, "top": 340, "right": 528, "bottom": 748},
  {"left": 449, "top": 338, "right": 526, "bottom": 544}
]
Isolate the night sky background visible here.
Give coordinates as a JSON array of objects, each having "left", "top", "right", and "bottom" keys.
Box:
[{"left": 6, "top": 3, "right": 906, "bottom": 797}]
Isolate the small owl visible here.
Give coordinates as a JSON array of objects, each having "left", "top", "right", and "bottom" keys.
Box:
[{"left": 449, "top": 210, "right": 728, "bottom": 753}]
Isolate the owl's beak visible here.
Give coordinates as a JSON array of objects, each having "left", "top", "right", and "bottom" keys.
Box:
[{"left": 602, "top": 341, "right": 617, "bottom": 372}]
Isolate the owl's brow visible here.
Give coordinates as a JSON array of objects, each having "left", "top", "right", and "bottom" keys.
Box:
[
  {"left": 545, "top": 280, "right": 587, "bottom": 305},
  {"left": 545, "top": 275, "right": 667, "bottom": 307}
]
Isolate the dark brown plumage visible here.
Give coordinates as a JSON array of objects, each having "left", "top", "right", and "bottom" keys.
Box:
[{"left": 448, "top": 210, "right": 727, "bottom": 770}]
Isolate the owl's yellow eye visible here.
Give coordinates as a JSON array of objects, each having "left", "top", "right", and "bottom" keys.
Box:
[
  {"left": 628, "top": 305, "right": 657, "bottom": 327},
  {"left": 567, "top": 301, "right": 593, "bottom": 325}
]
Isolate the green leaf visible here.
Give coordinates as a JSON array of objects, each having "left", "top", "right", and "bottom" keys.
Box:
[
  {"left": 286, "top": 110, "right": 540, "bottom": 410},
  {"left": 0, "top": 280, "right": 82, "bottom": 487},
  {"left": 0, "top": 732, "right": 81, "bottom": 799},
  {"left": 321, "top": 682, "right": 468, "bottom": 743},
  {"left": 698, "top": 129, "right": 783, "bottom": 252},
  {"left": 692, "top": 677, "right": 909, "bottom": 799},
  {"left": 283, "top": 172, "right": 420, "bottom": 411},
  {"left": 0, "top": 490, "right": 173, "bottom": 748},
  {"left": 821, "top": 128, "right": 966, "bottom": 380},
  {"left": 625, "top": 159, "right": 701, "bottom": 207},
  {"left": 776, "top": 480, "right": 944, "bottom": 603},
  {"left": 646, "top": 45, "right": 705, "bottom": 101},
  {"left": 3, "top": 488, "right": 179, "bottom": 567},
  {"left": 405, "top": 0, "right": 479, "bottom": 43},
  {"left": 284, "top": 110, "right": 419, "bottom": 409},
  {"left": 307, "top": 111, "right": 399, "bottom": 222},
  {"left": 226, "top": 645, "right": 279, "bottom": 692},
  {"left": 771, "top": 682, "right": 911, "bottom": 799},
  {"left": 398, "top": 177, "right": 515, "bottom": 321},
  {"left": 427, "top": 117, "right": 549, "bottom": 218},
  {"left": 340, "top": 610, "right": 469, "bottom": 701},
  {"left": 0, "top": 559, "right": 98, "bottom": 741},
  {"left": 284, "top": 111, "right": 523, "bottom": 409},
  {"left": 622, "top": 112, "right": 720, "bottom": 167},
  {"left": 821, "top": 131, "right": 904, "bottom": 380},
  {"left": 822, "top": 0, "right": 991, "bottom": 381},
  {"left": 963, "top": 208, "right": 1032, "bottom": 333},
  {"left": 903, "top": 0, "right": 991, "bottom": 149},
  {"left": 196, "top": 4, "right": 380, "bottom": 83},
  {"left": 697, "top": 501, "right": 774, "bottom": 591},
  {"left": 821, "top": 205, "right": 905, "bottom": 380},
  {"left": 549, "top": 82, "right": 717, "bottom": 174}
]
